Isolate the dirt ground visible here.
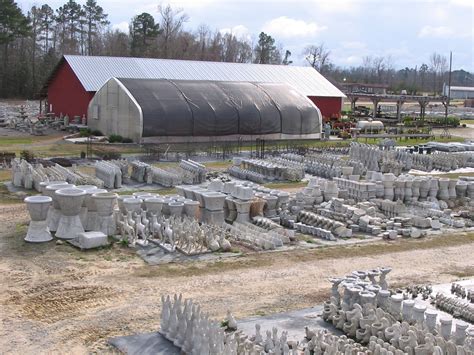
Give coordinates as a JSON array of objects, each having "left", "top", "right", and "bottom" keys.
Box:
[{"left": 0, "top": 203, "right": 473, "bottom": 354}]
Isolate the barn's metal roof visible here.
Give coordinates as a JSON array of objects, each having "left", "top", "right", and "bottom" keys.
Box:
[{"left": 60, "top": 55, "right": 345, "bottom": 98}]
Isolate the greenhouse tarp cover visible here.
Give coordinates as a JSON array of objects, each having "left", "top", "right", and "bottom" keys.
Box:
[{"left": 118, "top": 78, "right": 321, "bottom": 137}]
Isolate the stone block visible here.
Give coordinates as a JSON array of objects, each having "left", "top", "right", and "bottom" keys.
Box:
[{"left": 75, "top": 231, "right": 108, "bottom": 250}]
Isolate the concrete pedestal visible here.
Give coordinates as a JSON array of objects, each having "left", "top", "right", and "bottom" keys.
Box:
[{"left": 202, "top": 209, "right": 224, "bottom": 226}]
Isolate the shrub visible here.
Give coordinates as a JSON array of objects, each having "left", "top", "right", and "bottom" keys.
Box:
[
  {"left": 95, "top": 150, "right": 122, "bottom": 160},
  {"left": 122, "top": 137, "right": 134, "bottom": 143},
  {"left": 79, "top": 128, "right": 91, "bottom": 137},
  {"left": 108, "top": 134, "right": 123, "bottom": 143},
  {"left": 20, "top": 150, "right": 35, "bottom": 162},
  {"left": 90, "top": 129, "right": 103, "bottom": 136}
]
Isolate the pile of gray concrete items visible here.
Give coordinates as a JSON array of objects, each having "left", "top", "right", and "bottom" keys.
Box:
[
  {"left": 154, "top": 270, "right": 474, "bottom": 354},
  {"left": 23, "top": 181, "right": 113, "bottom": 249},
  {"left": 178, "top": 160, "right": 207, "bottom": 184},
  {"left": 6, "top": 105, "right": 48, "bottom": 135},
  {"left": 279, "top": 171, "right": 473, "bottom": 241},
  {"left": 322, "top": 268, "right": 473, "bottom": 354},
  {"left": 12, "top": 158, "right": 103, "bottom": 191},
  {"left": 228, "top": 157, "right": 304, "bottom": 183},
  {"left": 281, "top": 152, "right": 366, "bottom": 179},
  {"left": 350, "top": 141, "right": 473, "bottom": 173},
  {"left": 130, "top": 161, "right": 153, "bottom": 183},
  {"left": 95, "top": 160, "right": 127, "bottom": 188},
  {"left": 95, "top": 159, "right": 207, "bottom": 188},
  {"left": 116, "top": 194, "right": 231, "bottom": 253}
]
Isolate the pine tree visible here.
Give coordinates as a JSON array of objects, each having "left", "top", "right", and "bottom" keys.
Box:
[
  {"left": 254, "top": 32, "right": 276, "bottom": 64},
  {"left": 130, "top": 13, "right": 161, "bottom": 57},
  {"left": 0, "top": 0, "right": 31, "bottom": 96},
  {"left": 83, "top": 0, "right": 109, "bottom": 55}
]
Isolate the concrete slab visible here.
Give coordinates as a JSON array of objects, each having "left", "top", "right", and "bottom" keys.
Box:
[
  {"left": 108, "top": 332, "right": 180, "bottom": 355},
  {"left": 236, "top": 305, "right": 343, "bottom": 342},
  {"left": 136, "top": 244, "right": 241, "bottom": 265},
  {"left": 108, "top": 306, "right": 341, "bottom": 353}
]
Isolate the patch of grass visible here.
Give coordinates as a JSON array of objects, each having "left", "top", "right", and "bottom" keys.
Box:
[
  {"left": 446, "top": 266, "right": 474, "bottom": 278},
  {"left": 0, "top": 169, "right": 11, "bottom": 182},
  {"left": 204, "top": 161, "right": 232, "bottom": 170},
  {"left": 354, "top": 136, "right": 464, "bottom": 146},
  {"left": 133, "top": 257, "right": 272, "bottom": 278}
]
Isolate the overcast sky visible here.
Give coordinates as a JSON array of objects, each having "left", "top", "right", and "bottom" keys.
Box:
[{"left": 17, "top": 0, "right": 474, "bottom": 71}]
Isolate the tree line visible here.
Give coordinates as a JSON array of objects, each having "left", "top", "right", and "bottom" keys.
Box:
[
  {"left": 0, "top": 0, "right": 289, "bottom": 98},
  {"left": 0, "top": 0, "right": 471, "bottom": 99}
]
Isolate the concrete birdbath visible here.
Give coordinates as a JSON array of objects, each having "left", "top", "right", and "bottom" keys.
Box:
[
  {"left": 92, "top": 192, "right": 118, "bottom": 236},
  {"left": 84, "top": 188, "right": 107, "bottom": 231},
  {"left": 55, "top": 188, "right": 87, "bottom": 239},
  {"left": 24, "top": 195, "right": 53, "bottom": 243},
  {"left": 76, "top": 185, "right": 98, "bottom": 227},
  {"left": 39, "top": 180, "right": 66, "bottom": 193},
  {"left": 44, "top": 183, "right": 75, "bottom": 232}
]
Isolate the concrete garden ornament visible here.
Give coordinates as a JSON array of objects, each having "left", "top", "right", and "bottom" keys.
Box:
[
  {"left": 43, "top": 182, "right": 75, "bottom": 232},
  {"left": 92, "top": 192, "right": 118, "bottom": 236},
  {"left": 24, "top": 195, "right": 53, "bottom": 242},
  {"left": 54, "top": 187, "right": 86, "bottom": 239}
]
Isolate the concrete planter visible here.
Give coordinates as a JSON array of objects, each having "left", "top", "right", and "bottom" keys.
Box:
[
  {"left": 24, "top": 195, "right": 53, "bottom": 242},
  {"left": 55, "top": 188, "right": 86, "bottom": 239},
  {"left": 44, "top": 183, "right": 75, "bottom": 232},
  {"left": 123, "top": 197, "right": 141, "bottom": 215},
  {"left": 202, "top": 192, "right": 226, "bottom": 211},
  {"left": 168, "top": 201, "right": 184, "bottom": 217},
  {"left": 92, "top": 192, "right": 118, "bottom": 235},
  {"left": 144, "top": 197, "right": 164, "bottom": 216},
  {"left": 184, "top": 200, "right": 200, "bottom": 218}
]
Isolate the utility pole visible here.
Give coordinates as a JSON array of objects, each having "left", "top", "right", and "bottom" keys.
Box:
[{"left": 441, "top": 51, "right": 452, "bottom": 138}]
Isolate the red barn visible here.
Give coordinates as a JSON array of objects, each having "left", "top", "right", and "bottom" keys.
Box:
[{"left": 41, "top": 55, "right": 345, "bottom": 120}]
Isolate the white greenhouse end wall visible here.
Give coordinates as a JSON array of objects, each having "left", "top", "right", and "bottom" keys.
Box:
[{"left": 87, "top": 78, "right": 143, "bottom": 142}]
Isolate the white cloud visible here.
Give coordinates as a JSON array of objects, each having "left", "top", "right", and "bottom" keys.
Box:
[
  {"left": 450, "top": 0, "right": 473, "bottom": 7},
  {"left": 418, "top": 25, "right": 454, "bottom": 38},
  {"left": 112, "top": 21, "right": 129, "bottom": 33},
  {"left": 262, "top": 16, "right": 327, "bottom": 38},
  {"left": 315, "top": 0, "right": 359, "bottom": 13},
  {"left": 341, "top": 41, "right": 366, "bottom": 49},
  {"left": 220, "top": 25, "right": 250, "bottom": 39}
]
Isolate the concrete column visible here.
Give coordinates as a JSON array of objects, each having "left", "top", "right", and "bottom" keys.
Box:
[
  {"left": 396, "top": 100, "right": 405, "bottom": 122},
  {"left": 418, "top": 100, "right": 427, "bottom": 120},
  {"left": 371, "top": 98, "right": 380, "bottom": 118},
  {"left": 350, "top": 97, "right": 358, "bottom": 111}
]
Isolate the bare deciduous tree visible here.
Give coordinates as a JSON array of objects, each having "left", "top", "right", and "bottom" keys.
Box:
[
  {"left": 303, "top": 43, "right": 330, "bottom": 73},
  {"left": 157, "top": 4, "right": 189, "bottom": 58}
]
